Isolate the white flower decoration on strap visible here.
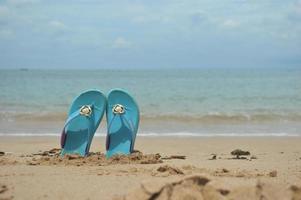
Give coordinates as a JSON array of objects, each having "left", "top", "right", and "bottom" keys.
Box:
[
  {"left": 80, "top": 105, "right": 92, "bottom": 116},
  {"left": 112, "top": 104, "right": 125, "bottom": 114}
]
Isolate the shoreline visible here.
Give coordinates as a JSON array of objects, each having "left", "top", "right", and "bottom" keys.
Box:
[{"left": 1, "top": 133, "right": 301, "bottom": 137}]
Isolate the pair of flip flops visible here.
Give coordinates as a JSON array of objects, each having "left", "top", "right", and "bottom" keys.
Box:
[{"left": 60, "top": 89, "right": 139, "bottom": 158}]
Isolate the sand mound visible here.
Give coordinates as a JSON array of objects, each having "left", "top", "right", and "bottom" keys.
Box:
[
  {"left": 26, "top": 149, "right": 163, "bottom": 166},
  {"left": 121, "top": 175, "right": 301, "bottom": 200}
]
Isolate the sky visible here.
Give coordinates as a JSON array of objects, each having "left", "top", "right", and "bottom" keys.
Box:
[{"left": 0, "top": 0, "right": 301, "bottom": 69}]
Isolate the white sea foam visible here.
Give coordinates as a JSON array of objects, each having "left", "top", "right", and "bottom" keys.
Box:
[{"left": 0, "top": 132, "right": 299, "bottom": 137}]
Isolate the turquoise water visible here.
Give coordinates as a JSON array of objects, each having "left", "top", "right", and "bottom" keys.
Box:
[{"left": 0, "top": 68, "right": 300, "bottom": 136}]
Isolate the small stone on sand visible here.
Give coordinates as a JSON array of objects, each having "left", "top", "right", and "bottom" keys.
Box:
[
  {"left": 209, "top": 154, "right": 217, "bottom": 160},
  {"left": 231, "top": 149, "right": 250, "bottom": 159},
  {"left": 222, "top": 168, "right": 229, "bottom": 173},
  {"left": 269, "top": 170, "right": 277, "bottom": 177}
]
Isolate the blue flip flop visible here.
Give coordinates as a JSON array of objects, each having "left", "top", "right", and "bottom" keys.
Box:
[
  {"left": 106, "top": 89, "right": 140, "bottom": 158},
  {"left": 60, "top": 90, "right": 106, "bottom": 156}
]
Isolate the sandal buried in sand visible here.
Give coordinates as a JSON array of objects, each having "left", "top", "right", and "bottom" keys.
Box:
[
  {"left": 60, "top": 90, "right": 106, "bottom": 156},
  {"left": 106, "top": 89, "right": 140, "bottom": 158}
]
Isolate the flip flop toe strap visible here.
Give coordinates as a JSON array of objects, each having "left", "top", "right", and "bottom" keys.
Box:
[
  {"left": 106, "top": 113, "right": 136, "bottom": 152},
  {"left": 60, "top": 105, "right": 93, "bottom": 154}
]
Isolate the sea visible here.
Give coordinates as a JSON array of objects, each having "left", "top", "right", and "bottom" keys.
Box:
[{"left": 0, "top": 68, "right": 300, "bottom": 137}]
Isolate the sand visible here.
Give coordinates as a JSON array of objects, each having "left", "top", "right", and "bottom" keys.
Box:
[{"left": 1, "top": 136, "right": 301, "bottom": 200}]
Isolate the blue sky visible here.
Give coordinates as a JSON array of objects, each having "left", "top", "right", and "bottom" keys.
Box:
[{"left": 0, "top": 0, "right": 300, "bottom": 69}]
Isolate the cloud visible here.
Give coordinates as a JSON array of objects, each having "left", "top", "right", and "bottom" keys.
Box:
[
  {"left": 48, "top": 20, "right": 68, "bottom": 35},
  {"left": 190, "top": 11, "right": 207, "bottom": 25},
  {"left": 296, "top": 0, "right": 301, "bottom": 12},
  {"left": 6, "top": 0, "right": 40, "bottom": 7},
  {"left": 0, "top": 0, "right": 300, "bottom": 69},
  {"left": 0, "top": 6, "right": 10, "bottom": 23},
  {"left": 131, "top": 15, "right": 170, "bottom": 24},
  {"left": 288, "top": 0, "right": 301, "bottom": 22},
  {"left": 49, "top": 20, "right": 66, "bottom": 30},
  {"left": 222, "top": 19, "right": 240, "bottom": 28},
  {"left": 0, "top": 6, "right": 9, "bottom": 16},
  {"left": 132, "top": 15, "right": 159, "bottom": 23},
  {"left": 112, "top": 37, "right": 131, "bottom": 48},
  {"left": 0, "top": 4, "right": 34, "bottom": 26},
  {"left": 0, "top": 29, "right": 14, "bottom": 39}
]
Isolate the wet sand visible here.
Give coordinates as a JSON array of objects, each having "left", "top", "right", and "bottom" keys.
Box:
[{"left": 1, "top": 136, "right": 301, "bottom": 200}]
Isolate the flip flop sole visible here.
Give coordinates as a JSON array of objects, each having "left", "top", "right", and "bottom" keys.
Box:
[
  {"left": 61, "top": 90, "right": 106, "bottom": 156},
  {"left": 106, "top": 89, "right": 139, "bottom": 158}
]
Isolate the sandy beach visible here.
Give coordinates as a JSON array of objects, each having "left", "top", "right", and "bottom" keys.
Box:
[
  {"left": 1, "top": 0, "right": 301, "bottom": 199},
  {"left": 1, "top": 136, "right": 301, "bottom": 200}
]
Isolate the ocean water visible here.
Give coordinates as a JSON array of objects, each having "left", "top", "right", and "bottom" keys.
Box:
[{"left": 0, "top": 68, "right": 300, "bottom": 136}]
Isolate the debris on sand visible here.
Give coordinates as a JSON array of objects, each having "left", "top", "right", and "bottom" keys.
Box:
[
  {"left": 162, "top": 155, "right": 186, "bottom": 160},
  {"left": 0, "top": 185, "right": 13, "bottom": 200},
  {"left": 209, "top": 154, "right": 217, "bottom": 160},
  {"left": 27, "top": 161, "right": 39, "bottom": 166},
  {"left": 0, "top": 185, "right": 8, "bottom": 194},
  {"left": 32, "top": 148, "right": 61, "bottom": 156},
  {"left": 156, "top": 165, "right": 184, "bottom": 175},
  {"left": 64, "top": 154, "right": 82, "bottom": 160},
  {"left": 213, "top": 168, "right": 230, "bottom": 176},
  {"left": 222, "top": 168, "right": 229, "bottom": 173},
  {"left": 231, "top": 149, "right": 250, "bottom": 159},
  {"left": 268, "top": 170, "right": 277, "bottom": 177},
  {"left": 0, "top": 152, "right": 5, "bottom": 156}
]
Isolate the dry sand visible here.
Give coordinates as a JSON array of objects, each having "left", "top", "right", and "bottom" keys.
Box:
[{"left": 1, "top": 136, "right": 301, "bottom": 200}]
